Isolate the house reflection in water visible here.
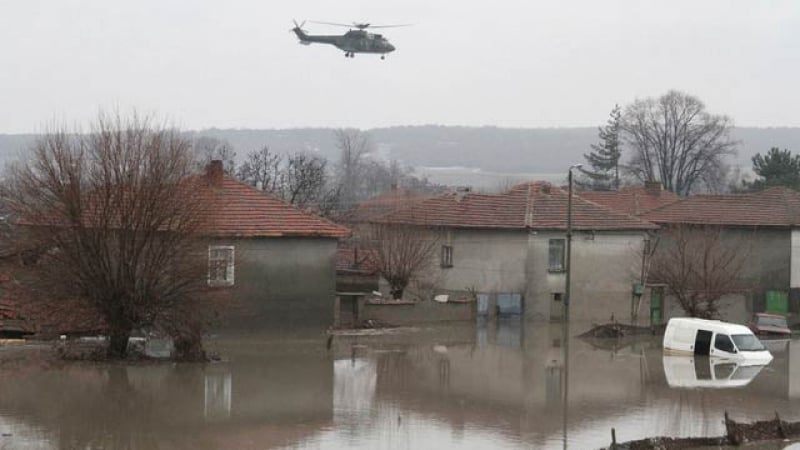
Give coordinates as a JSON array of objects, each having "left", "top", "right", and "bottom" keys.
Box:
[
  {"left": 204, "top": 369, "right": 232, "bottom": 421},
  {"left": 0, "top": 328, "right": 800, "bottom": 449}
]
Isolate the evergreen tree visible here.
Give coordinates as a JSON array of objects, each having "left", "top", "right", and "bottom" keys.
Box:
[
  {"left": 579, "top": 104, "right": 622, "bottom": 190},
  {"left": 747, "top": 147, "right": 800, "bottom": 191}
]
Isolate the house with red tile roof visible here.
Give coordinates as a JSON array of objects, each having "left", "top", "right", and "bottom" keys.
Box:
[
  {"left": 640, "top": 186, "right": 800, "bottom": 323},
  {"left": 199, "top": 161, "right": 350, "bottom": 329},
  {"left": 577, "top": 182, "right": 680, "bottom": 216},
  {"left": 0, "top": 160, "right": 350, "bottom": 335},
  {"left": 373, "top": 181, "right": 657, "bottom": 324}
]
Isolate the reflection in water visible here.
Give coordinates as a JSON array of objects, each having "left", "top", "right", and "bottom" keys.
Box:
[
  {"left": 204, "top": 371, "right": 232, "bottom": 421},
  {"left": 0, "top": 325, "right": 798, "bottom": 449},
  {"left": 663, "top": 355, "right": 767, "bottom": 389}
]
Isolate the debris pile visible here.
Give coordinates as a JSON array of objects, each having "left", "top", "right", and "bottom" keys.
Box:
[
  {"left": 579, "top": 322, "right": 660, "bottom": 339},
  {"left": 607, "top": 412, "right": 800, "bottom": 449}
]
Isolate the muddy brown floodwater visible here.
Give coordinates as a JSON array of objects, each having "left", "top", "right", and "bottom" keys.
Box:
[{"left": 0, "top": 321, "right": 798, "bottom": 449}]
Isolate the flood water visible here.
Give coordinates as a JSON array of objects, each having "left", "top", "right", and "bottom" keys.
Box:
[{"left": 1, "top": 321, "right": 799, "bottom": 449}]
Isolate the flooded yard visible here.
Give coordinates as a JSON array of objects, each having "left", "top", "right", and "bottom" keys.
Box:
[{"left": 0, "top": 321, "right": 798, "bottom": 449}]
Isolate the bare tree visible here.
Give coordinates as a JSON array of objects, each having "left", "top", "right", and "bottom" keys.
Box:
[
  {"left": 367, "top": 223, "right": 440, "bottom": 299},
  {"left": 334, "top": 128, "right": 372, "bottom": 206},
  {"left": 193, "top": 136, "right": 237, "bottom": 174},
  {"left": 622, "top": 90, "right": 736, "bottom": 196},
  {"left": 236, "top": 146, "right": 282, "bottom": 192},
  {"left": 648, "top": 224, "right": 748, "bottom": 319},
  {"left": 3, "top": 113, "right": 222, "bottom": 359},
  {"left": 283, "top": 153, "right": 329, "bottom": 208},
  {"left": 236, "top": 147, "right": 339, "bottom": 214}
]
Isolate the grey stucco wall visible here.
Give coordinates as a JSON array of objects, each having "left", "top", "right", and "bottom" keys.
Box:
[
  {"left": 652, "top": 227, "right": 790, "bottom": 319},
  {"left": 661, "top": 292, "right": 752, "bottom": 324},
  {"left": 425, "top": 228, "right": 647, "bottom": 326},
  {"left": 729, "top": 228, "right": 790, "bottom": 308},
  {"left": 436, "top": 229, "right": 528, "bottom": 295},
  {"left": 213, "top": 237, "right": 338, "bottom": 330},
  {"left": 526, "top": 231, "right": 647, "bottom": 324}
]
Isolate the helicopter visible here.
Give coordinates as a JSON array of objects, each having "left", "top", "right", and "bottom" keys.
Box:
[{"left": 291, "top": 20, "right": 408, "bottom": 59}]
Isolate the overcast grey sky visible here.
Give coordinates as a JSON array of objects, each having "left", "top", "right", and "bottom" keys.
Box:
[{"left": 1, "top": 1, "right": 798, "bottom": 133}]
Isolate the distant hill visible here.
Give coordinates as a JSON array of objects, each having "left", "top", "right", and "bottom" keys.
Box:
[{"left": 3, "top": 126, "right": 800, "bottom": 187}]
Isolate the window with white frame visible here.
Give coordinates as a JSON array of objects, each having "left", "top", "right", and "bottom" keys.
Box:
[
  {"left": 208, "top": 245, "right": 235, "bottom": 286},
  {"left": 548, "top": 239, "right": 565, "bottom": 272},
  {"left": 441, "top": 244, "right": 453, "bottom": 268}
]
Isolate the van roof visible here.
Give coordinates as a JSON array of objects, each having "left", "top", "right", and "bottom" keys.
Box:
[{"left": 667, "top": 317, "right": 752, "bottom": 335}]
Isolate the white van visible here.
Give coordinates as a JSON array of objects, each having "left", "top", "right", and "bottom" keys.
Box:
[{"left": 663, "top": 318, "right": 773, "bottom": 363}]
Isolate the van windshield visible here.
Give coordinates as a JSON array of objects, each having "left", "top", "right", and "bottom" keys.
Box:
[{"left": 731, "top": 334, "right": 766, "bottom": 351}]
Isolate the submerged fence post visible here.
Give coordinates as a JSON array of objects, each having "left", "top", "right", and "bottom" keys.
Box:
[
  {"left": 724, "top": 411, "right": 740, "bottom": 446},
  {"left": 776, "top": 411, "right": 786, "bottom": 439},
  {"left": 610, "top": 427, "right": 617, "bottom": 449}
]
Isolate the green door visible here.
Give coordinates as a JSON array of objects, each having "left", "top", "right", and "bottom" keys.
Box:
[
  {"left": 650, "top": 287, "right": 663, "bottom": 325},
  {"left": 766, "top": 290, "right": 789, "bottom": 315}
]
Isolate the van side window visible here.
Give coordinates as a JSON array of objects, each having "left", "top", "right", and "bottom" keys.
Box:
[{"left": 714, "top": 334, "right": 735, "bottom": 353}]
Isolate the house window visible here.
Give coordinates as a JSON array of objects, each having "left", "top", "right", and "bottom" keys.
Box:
[
  {"left": 208, "top": 245, "right": 234, "bottom": 286},
  {"left": 441, "top": 245, "right": 453, "bottom": 268},
  {"left": 548, "top": 239, "right": 565, "bottom": 272}
]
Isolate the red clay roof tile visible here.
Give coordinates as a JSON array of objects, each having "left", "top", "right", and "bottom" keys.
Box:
[
  {"left": 641, "top": 187, "right": 800, "bottom": 227},
  {"left": 198, "top": 176, "right": 350, "bottom": 238},
  {"left": 578, "top": 186, "right": 680, "bottom": 216},
  {"left": 380, "top": 182, "right": 657, "bottom": 231}
]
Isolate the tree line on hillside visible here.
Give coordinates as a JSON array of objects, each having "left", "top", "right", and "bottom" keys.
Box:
[{"left": 578, "top": 90, "right": 799, "bottom": 196}]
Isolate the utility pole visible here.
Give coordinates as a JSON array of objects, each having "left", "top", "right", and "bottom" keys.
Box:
[{"left": 565, "top": 163, "right": 582, "bottom": 321}]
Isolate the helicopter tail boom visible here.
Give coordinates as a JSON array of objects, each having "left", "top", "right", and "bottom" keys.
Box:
[{"left": 292, "top": 27, "right": 339, "bottom": 46}]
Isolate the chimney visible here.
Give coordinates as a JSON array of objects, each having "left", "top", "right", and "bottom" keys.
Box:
[
  {"left": 455, "top": 186, "right": 471, "bottom": 202},
  {"left": 206, "top": 160, "right": 224, "bottom": 186},
  {"left": 644, "top": 181, "right": 662, "bottom": 197}
]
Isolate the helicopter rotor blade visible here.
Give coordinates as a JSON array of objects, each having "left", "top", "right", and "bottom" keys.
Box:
[
  {"left": 364, "top": 24, "right": 412, "bottom": 29},
  {"left": 309, "top": 21, "right": 354, "bottom": 28}
]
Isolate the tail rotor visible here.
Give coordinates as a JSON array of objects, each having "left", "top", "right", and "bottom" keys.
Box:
[{"left": 291, "top": 19, "right": 307, "bottom": 31}]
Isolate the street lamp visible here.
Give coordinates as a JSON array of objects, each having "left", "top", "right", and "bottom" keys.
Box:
[{"left": 565, "top": 163, "right": 582, "bottom": 321}]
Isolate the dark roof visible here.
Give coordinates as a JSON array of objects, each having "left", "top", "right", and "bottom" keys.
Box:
[
  {"left": 641, "top": 187, "right": 800, "bottom": 227},
  {"left": 198, "top": 176, "right": 350, "bottom": 238},
  {"left": 577, "top": 186, "right": 680, "bottom": 216},
  {"left": 381, "top": 182, "right": 657, "bottom": 231}
]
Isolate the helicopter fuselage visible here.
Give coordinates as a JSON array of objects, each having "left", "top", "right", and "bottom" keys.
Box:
[{"left": 293, "top": 28, "right": 395, "bottom": 56}]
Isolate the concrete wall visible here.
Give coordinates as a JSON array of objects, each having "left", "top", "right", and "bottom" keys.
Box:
[
  {"left": 436, "top": 229, "right": 528, "bottom": 295},
  {"left": 730, "top": 228, "right": 790, "bottom": 296},
  {"left": 653, "top": 227, "right": 790, "bottom": 320},
  {"left": 421, "top": 228, "right": 647, "bottom": 326},
  {"left": 214, "top": 237, "right": 338, "bottom": 330},
  {"left": 357, "top": 299, "right": 474, "bottom": 326},
  {"left": 525, "top": 230, "right": 647, "bottom": 324},
  {"left": 662, "top": 292, "right": 752, "bottom": 324}
]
